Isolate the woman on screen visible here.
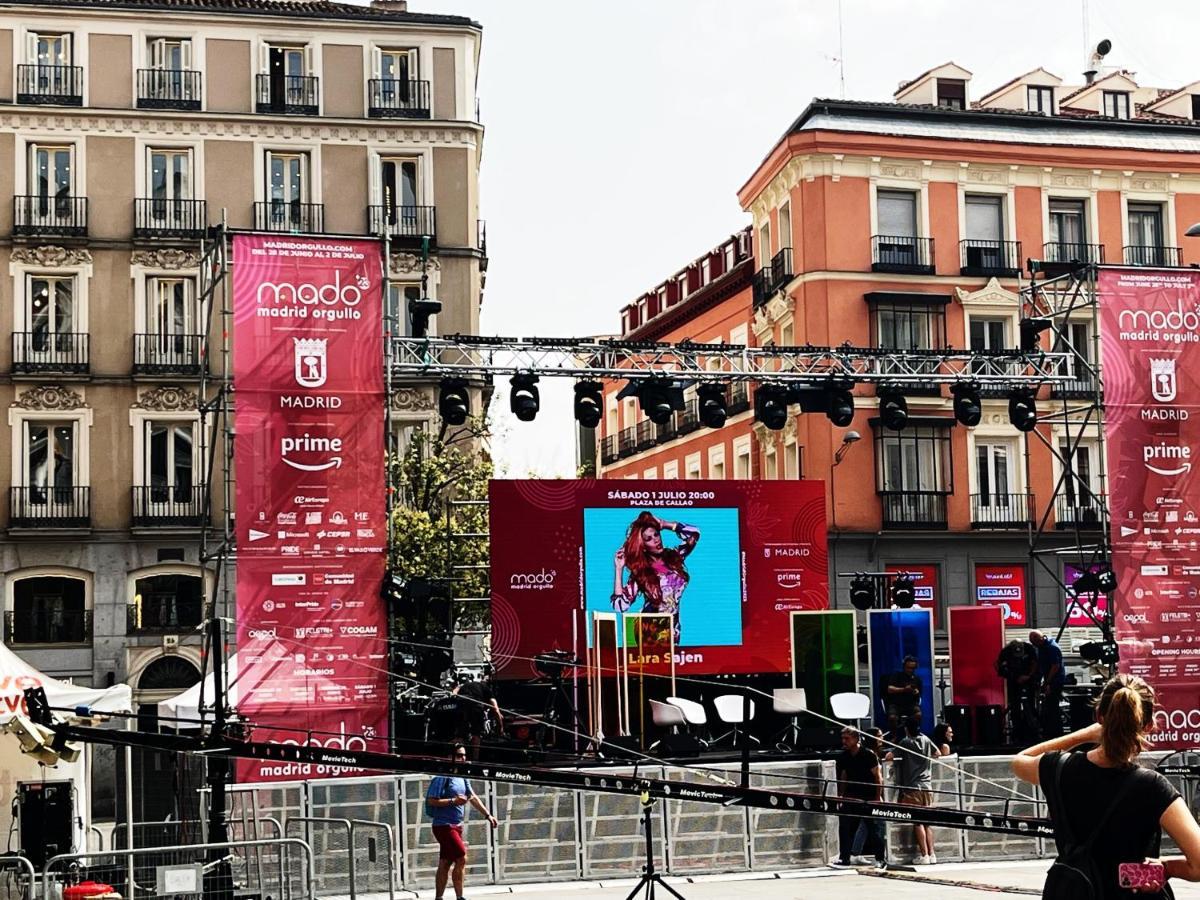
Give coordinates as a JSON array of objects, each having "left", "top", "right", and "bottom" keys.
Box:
[{"left": 611, "top": 511, "right": 700, "bottom": 643}]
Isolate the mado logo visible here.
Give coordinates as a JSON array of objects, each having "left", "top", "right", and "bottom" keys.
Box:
[
  {"left": 510, "top": 568, "right": 556, "bottom": 591},
  {"left": 1119, "top": 299, "right": 1200, "bottom": 344},
  {"left": 256, "top": 271, "right": 367, "bottom": 321},
  {"left": 1143, "top": 441, "right": 1192, "bottom": 477},
  {"left": 1153, "top": 707, "right": 1200, "bottom": 742}
]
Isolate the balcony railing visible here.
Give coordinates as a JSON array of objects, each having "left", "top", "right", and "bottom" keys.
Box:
[
  {"left": 960, "top": 239, "right": 1021, "bottom": 277},
  {"left": 768, "top": 248, "right": 794, "bottom": 294},
  {"left": 255, "top": 73, "right": 319, "bottom": 115},
  {"left": 1043, "top": 242, "right": 1105, "bottom": 265},
  {"left": 16, "top": 64, "right": 83, "bottom": 105},
  {"left": 872, "top": 235, "right": 935, "bottom": 274},
  {"left": 970, "top": 492, "right": 1034, "bottom": 529},
  {"left": 254, "top": 201, "right": 324, "bottom": 234},
  {"left": 13, "top": 332, "right": 89, "bottom": 375},
  {"left": 1055, "top": 493, "right": 1106, "bottom": 529},
  {"left": 617, "top": 425, "right": 637, "bottom": 458},
  {"left": 656, "top": 418, "right": 677, "bottom": 443},
  {"left": 134, "top": 334, "right": 205, "bottom": 376},
  {"left": 1051, "top": 375, "right": 1099, "bottom": 399},
  {"left": 1124, "top": 245, "right": 1183, "bottom": 268},
  {"left": 137, "top": 68, "right": 202, "bottom": 110},
  {"left": 677, "top": 398, "right": 700, "bottom": 435},
  {"left": 13, "top": 195, "right": 88, "bottom": 237},
  {"left": 635, "top": 419, "right": 656, "bottom": 451},
  {"left": 368, "top": 205, "right": 437, "bottom": 240},
  {"left": 4, "top": 609, "right": 91, "bottom": 645},
  {"left": 10, "top": 486, "right": 91, "bottom": 529},
  {"left": 729, "top": 382, "right": 750, "bottom": 414},
  {"left": 752, "top": 265, "right": 774, "bottom": 308},
  {"left": 600, "top": 434, "right": 619, "bottom": 465},
  {"left": 134, "top": 198, "right": 207, "bottom": 238},
  {"left": 126, "top": 599, "right": 203, "bottom": 634},
  {"left": 132, "top": 485, "right": 205, "bottom": 528},
  {"left": 367, "top": 78, "right": 431, "bottom": 118},
  {"left": 879, "top": 491, "right": 948, "bottom": 529}
]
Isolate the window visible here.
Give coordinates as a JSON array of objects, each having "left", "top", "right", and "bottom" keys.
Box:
[
  {"left": 147, "top": 277, "right": 197, "bottom": 341},
  {"left": 1027, "top": 85, "right": 1054, "bottom": 113},
  {"left": 380, "top": 156, "right": 418, "bottom": 209},
  {"left": 132, "top": 572, "right": 202, "bottom": 632},
  {"left": 29, "top": 143, "right": 74, "bottom": 202},
  {"left": 965, "top": 194, "right": 1003, "bottom": 242},
  {"left": 936, "top": 79, "right": 966, "bottom": 109},
  {"left": 22, "top": 420, "right": 78, "bottom": 501},
  {"left": 764, "top": 444, "right": 778, "bottom": 480},
  {"left": 874, "top": 301, "right": 945, "bottom": 351},
  {"left": 778, "top": 201, "right": 792, "bottom": 252},
  {"left": 1055, "top": 320, "right": 1092, "bottom": 383},
  {"left": 969, "top": 317, "right": 1008, "bottom": 352},
  {"left": 1102, "top": 91, "right": 1131, "bottom": 119},
  {"left": 733, "top": 438, "right": 751, "bottom": 479},
  {"left": 387, "top": 282, "right": 424, "bottom": 337},
  {"left": 1048, "top": 198, "right": 1087, "bottom": 259},
  {"left": 975, "top": 439, "right": 1017, "bottom": 502},
  {"left": 27, "top": 275, "right": 76, "bottom": 354},
  {"left": 876, "top": 426, "right": 951, "bottom": 494},
  {"left": 663, "top": 460, "right": 679, "bottom": 480},
  {"left": 1128, "top": 203, "right": 1165, "bottom": 263},
  {"left": 11, "top": 575, "right": 87, "bottom": 644},
  {"left": 1059, "top": 438, "right": 1102, "bottom": 522},
  {"left": 260, "top": 43, "right": 314, "bottom": 111},
  {"left": 377, "top": 47, "right": 418, "bottom": 83},
  {"left": 141, "top": 420, "right": 195, "bottom": 500},
  {"left": 685, "top": 454, "right": 701, "bottom": 480},
  {"left": 148, "top": 38, "right": 191, "bottom": 71},
  {"left": 605, "top": 395, "right": 618, "bottom": 435},
  {"left": 267, "top": 151, "right": 308, "bottom": 205},
  {"left": 877, "top": 190, "right": 918, "bottom": 238},
  {"left": 758, "top": 222, "right": 770, "bottom": 264},
  {"left": 149, "top": 149, "right": 192, "bottom": 202},
  {"left": 784, "top": 436, "right": 800, "bottom": 479},
  {"left": 708, "top": 446, "right": 726, "bottom": 480},
  {"left": 643, "top": 467, "right": 658, "bottom": 480},
  {"left": 1192, "top": 95, "right": 1200, "bottom": 121}
]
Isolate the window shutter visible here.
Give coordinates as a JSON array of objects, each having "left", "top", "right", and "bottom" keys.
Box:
[
  {"left": 303, "top": 44, "right": 313, "bottom": 75},
  {"left": 60, "top": 33, "right": 71, "bottom": 65},
  {"left": 180, "top": 39, "right": 192, "bottom": 71},
  {"left": 26, "top": 31, "right": 38, "bottom": 64},
  {"left": 258, "top": 41, "right": 270, "bottom": 75},
  {"left": 371, "top": 46, "right": 382, "bottom": 80}
]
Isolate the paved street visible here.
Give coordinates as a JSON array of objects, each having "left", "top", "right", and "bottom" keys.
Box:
[{"left": 400, "top": 861, "right": 1200, "bottom": 899}]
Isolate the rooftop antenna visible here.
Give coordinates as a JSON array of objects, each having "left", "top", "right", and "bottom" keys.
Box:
[
  {"left": 837, "top": 0, "right": 846, "bottom": 99},
  {"left": 1084, "top": 37, "right": 1111, "bottom": 85}
]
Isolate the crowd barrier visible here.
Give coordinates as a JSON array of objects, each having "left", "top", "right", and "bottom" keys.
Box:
[{"left": 196, "top": 750, "right": 1192, "bottom": 893}]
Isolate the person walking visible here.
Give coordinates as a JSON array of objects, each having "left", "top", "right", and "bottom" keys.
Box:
[
  {"left": 834, "top": 727, "right": 882, "bottom": 867},
  {"left": 850, "top": 726, "right": 888, "bottom": 867},
  {"left": 1012, "top": 674, "right": 1200, "bottom": 899},
  {"left": 887, "top": 717, "right": 940, "bottom": 864},
  {"left": 1030, "top": 630, "right": 1065, "bottom": 737},
  {"left": 426, "top": 743, "right": 498, "bottom": 900}
]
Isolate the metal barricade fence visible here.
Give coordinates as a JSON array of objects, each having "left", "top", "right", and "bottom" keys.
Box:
[
  {"left": 0, "top": 855, "right": 34, "bottom": 900},
  {"left": 42, "top": 838, "right": 314, "bottom": 900},
  {"left": 285, "top": 818, "right": 353, "bottom": 900}
]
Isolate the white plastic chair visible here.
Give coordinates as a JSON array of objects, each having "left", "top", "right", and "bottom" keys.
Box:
[
  {"left": 712, "top": 694, "right": 758, "bottom": 748},
  {"left": 665, "top": 696, "right": 709, "bottom": 747},
  {"left": 772, "top": 688, "right": 808, "bottom": 751},
  {"left": 830, "top": 691, "right": 871, "bottom": 721}
]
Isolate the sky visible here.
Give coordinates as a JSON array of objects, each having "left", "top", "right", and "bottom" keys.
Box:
[{"left": 381, "top": 0, "right": 1199, "bottom": 476}]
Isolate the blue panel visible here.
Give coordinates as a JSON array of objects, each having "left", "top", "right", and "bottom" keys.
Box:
[{"left": 868, "top": 609, "right": 935, "bottom": 734}]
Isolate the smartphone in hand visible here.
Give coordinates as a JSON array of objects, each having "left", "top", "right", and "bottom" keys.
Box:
[{"left": 1118, "top": 861, "right": 1165, "bottom": 891}]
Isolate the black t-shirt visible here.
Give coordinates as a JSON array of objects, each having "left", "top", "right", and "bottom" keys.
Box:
[
  {"left": 836, "top": 747, "right": 880, "bottom": 801},
  {"left": 1039, "top": 750, "right": 1180, "bottom": 900},
  {"left": 456, "top": 681, "right": 495, "bottom": 728},
  {"left": 886, "top": 672, "right": 922, "bottom": 712}
]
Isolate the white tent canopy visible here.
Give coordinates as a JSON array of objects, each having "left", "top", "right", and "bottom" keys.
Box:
[
  {"left": 160, "top": 654, "right": 237, "bottom": 722},
  {"left": 0, "top": 640, "right": 131, "bottom": 717}
]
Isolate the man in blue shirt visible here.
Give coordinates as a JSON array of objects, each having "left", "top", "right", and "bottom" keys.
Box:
[
  {"left": 1030, "top": 631, "right": 1065, "bottom": 737},
  {"left": 426, "top": 743, "right": 497, "bottom": 900}
]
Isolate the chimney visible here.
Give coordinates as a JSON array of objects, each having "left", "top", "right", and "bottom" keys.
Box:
[{"left": 371, "top": 0, "right": 408, "bottom": 10}]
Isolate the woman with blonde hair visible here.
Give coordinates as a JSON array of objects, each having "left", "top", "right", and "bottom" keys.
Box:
[{"left": 1012, "top": 674, "right": 1200, "bottom": 898}]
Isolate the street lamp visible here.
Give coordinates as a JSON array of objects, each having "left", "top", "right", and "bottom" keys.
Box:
[
  {"left": 831, "top": 429, "right": 862, "bottom": 609},
  {"left": 1187, "top": 222, "right": 1200, "bottom": 238}
]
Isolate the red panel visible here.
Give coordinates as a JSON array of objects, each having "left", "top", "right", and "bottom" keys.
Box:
[{"left": 949, "top": 606, "right": 1006, "bottom": 707}]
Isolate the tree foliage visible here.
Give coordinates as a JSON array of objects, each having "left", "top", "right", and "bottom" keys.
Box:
[{"left": 388, "top": 419, "right": 492, "bottom": 629}]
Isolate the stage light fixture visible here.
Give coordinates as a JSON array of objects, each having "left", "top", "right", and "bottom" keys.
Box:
[
  {"left": 1007, "top": 389, "right": 1038, "bottom": 432},
  {"left": 1079, "top": 640, "right": 1120, "bottom": 665},
  {"left": 877, "top": 387, "right": 908, "bottom": 431},
  {"left": 1072, "top": 563, "right": 1117, "bottom": 596},
  {"left": 849, "top": 575, "right": 876, "bottom": 611},
  {"left": 408, "top": 295, "right": 442, "bottom": 338},
  {"left": 1019, "top": 317, "right": 1053, "bottom": 352},
  {"left": 438, "top": 377, "right": 470, "bottom": 425},
  {"left": 825, "top": 383, "right": 856, "bottom": 428},
  {"left": 890, "top": 575, "right": 916, "bottom": 609},
  {"left": 573, "top": 381, "right": 604, "bottom": 429},
  {"left": 640, "top": 379, "right": 685, "bottom": 425},
  {"left": 697, "top": 383, "right": 729, "bottom": 429},
  {"left": 951, "top": 382, "right": 982, "bottom": 427},
  {"left": 509, "top": 373, "right": 540, "bottom": 422},
  {"left": 754, "top": 383, "right": 790, "bottom": 431}
]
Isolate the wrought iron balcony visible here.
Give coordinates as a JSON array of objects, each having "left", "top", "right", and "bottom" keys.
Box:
[
  {"left": 1043, "top": 242, "right": 1105, "bottom": 265},
  {"left": 960, "top": 239, "right": 1021, "bottom": 277},
  {"left": 676, "top": 398, "right": 700, "bottom": 435},
  {"left": 1055, "top": 493, "right": 1106, "bottom": 529},
  {"left": 134, "top": 334, "right": 205, "bottom": 376},
  {"left": 729, "top": 382, "right": 750, "bottom": 414},
  {"left": 768, "top": 248, "right": 794, "bottom": 294},
  {"left": 137, "top": 68, "right": 202, "bottom": 110},
  {"left": 132, "top": 485, "right": 205, "bottom": 528},
  {"left": 1124, "top": 245, "right": 1183, "bottom": 268},
  {"left": 752, "top": 265, "right": 774, "bottom": 308},
  {"left": 367, "top": 205, "right": 437, "bottom": 241},
  {"left": 1051, "top": 375, "right": 1099, "bottom": 399},
  {"left": 617, "top": 425, "right": 637, "bottom": 458},
  {"left": 16, "top": 64, "right": 83, "bottom": 105},
  {"left": 872, "top": 235, "right": 935, "bottom": 274},
  {"left": 600, "top": 434, "right": 620, "bottom": 465},
  {"left": 10, "top": 486, "right": 90, "bottom": 529},
  {"left": 970, "top": 492, "right": 1034, "bottom": 529},
  {"left": 254, "top": 201, "right": 324, "bottom": 234},
  {"left": 5, "top": 608, "right": 91, "bottom": 645},
  {"left": 635, "top": 419, "right": 656, "bottom": 451},
  {"left": 367, "top": 78, "right": 431, "bottom": 118},
  {"left": 255, "top": 73, "right": 319, "bottom": 115},
  {"left": 13, "top": 195, "right": 87, "bottom": 237},
  {"left": 134, "top": 198, "right": 207, "bottom": 238},
  {"left": 13, "top": 332, "right": 89, "bottom": 375},
  {"left": 126, "top": 597, "right": 203, "bottom": 634},
  {"left": 879, "top": 491, "right": 948, "bottom": 529}
]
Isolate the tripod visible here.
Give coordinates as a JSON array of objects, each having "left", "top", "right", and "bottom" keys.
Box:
[
  {"left": 536, "top": 674, "right": 582, "bottom": 753},
  {"left": 625, "top": 795, "right": 685, "bottom": 900}
]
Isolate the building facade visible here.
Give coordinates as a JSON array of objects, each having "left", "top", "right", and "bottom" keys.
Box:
[
  {"left": 0, "top": 0, "right": 484, "bottom": 716},
  {"left": 599, "top": 61, "right": 1200, "bottom": 639}
]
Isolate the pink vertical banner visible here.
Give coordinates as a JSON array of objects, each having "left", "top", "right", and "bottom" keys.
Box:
[
  {"left": 232, "top": 234, "right": 388, "bottom": 781},
  {"left": 1099, "top": 268, "right": 1200, "bottom": 749},
  {"left": 948, "top": 605, "right": 1006, "bottom": 708}
]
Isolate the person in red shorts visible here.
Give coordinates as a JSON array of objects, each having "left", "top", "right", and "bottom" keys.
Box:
[{"left": 426, "top": 743, "right": 497, "bottom": 900}]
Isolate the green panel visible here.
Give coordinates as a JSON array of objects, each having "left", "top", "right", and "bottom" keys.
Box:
[{"left": 790, "top": 611, "right": 856, "bottom": 720}]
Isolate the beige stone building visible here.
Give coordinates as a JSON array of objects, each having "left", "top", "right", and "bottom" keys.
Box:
[{"left": 0, "top": 0, "right": 484, "bottom": 741}]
